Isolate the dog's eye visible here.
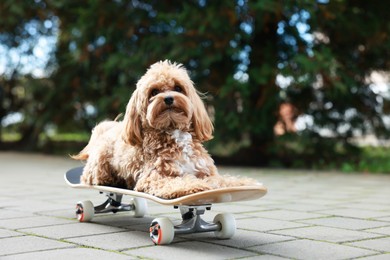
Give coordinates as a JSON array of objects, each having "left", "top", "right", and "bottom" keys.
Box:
[
  {"left": 174, "top": 85, "right": 183, "bottom": 93},
  {"left": 150, "top": 89, "right": 160, "bottom": 97}
]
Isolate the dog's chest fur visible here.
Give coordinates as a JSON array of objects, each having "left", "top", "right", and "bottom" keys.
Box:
[
  {"left": 170, "top": 129, "right": 207, "bottom": 176},
  {"left": 142, "top": 129, "right": 210, "bottom": 176}
]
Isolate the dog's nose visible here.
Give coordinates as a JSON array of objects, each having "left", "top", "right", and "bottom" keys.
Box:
[{"left": 164, "top": 96, "right": 174, "bottom": 106}]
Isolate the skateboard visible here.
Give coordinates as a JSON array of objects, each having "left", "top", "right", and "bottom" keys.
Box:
[{"left": 65, "top": 166, "right": 267, "bottom": 245}]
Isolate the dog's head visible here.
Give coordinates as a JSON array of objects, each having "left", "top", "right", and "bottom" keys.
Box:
[{"left": 123, "top": 60, "right": 213, "bottom": 146}]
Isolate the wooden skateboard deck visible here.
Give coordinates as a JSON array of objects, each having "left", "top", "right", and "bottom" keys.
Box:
[{"left": 65, "top": 167, "right": 267, "bottom": 206}]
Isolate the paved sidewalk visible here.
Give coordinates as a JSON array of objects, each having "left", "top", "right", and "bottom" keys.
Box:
[{"left": 0, "top": 152, "right": 389, "bottom": 259}]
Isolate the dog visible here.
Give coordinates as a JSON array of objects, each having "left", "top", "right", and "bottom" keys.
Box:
[{"left": 73, "top": 60, "right": 256, "bottom": 199}]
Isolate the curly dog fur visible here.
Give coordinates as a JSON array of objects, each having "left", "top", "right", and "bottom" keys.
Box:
[{"left": 73, "top": 60, "right": 257, "bottom": 199}]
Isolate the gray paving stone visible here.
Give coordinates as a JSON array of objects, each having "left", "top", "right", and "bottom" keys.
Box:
[
  {"left": 246, "top": 209, "right": 325, "bottom": 220},
  {"left": 66, "top": 231, "right": 153, "bottom": 250},
  {"left": 233, "top": 197, "right": 278, "bottom": 205},
  {"left": 0, "top": 236, "right": 72, "bottom": 256},
  {"left": 354, "top": 195, "right": 390, "bottom": 205},
  {"left": 3, "top": 197, "right": 76, "bottom": 213},
  {"left": 243, "top": 255, "right": 290, "bottom": 260},
  {"left": 0, "top": 198, "right": 16, "bottom": 209},
  {"left": 270, "top": 226, "right": 382, "bottom": 243},
  {"left": 315, "top": 208, "right": 390, "bottom": 219},
  {"left": 377, "top": 216, "right": 390, "bottom": 222},
  {"left": 1, "top": 248, "right": 134, "bottom": 260},
  {"left": 125, "top": 241, "right": 256, "bottom": 259},
  {"left": 0, "top": 216, "right": 74, "bottom": 230},
  {"left": 146, "top": 203, "right": 185, "bottom": 215},
  {"left": 20, "top": 222, "right": 128, "bottom": 239},
  {"left": 356, "top": 254, "right": 390, "bottom": 260},
  {"left": 294, "top": 197, "right": 349, "bottom": 206},
  {"left": 237, "top": 217, "right": 309, "bottom": 231},
  {"left": 271, "top": 202, "right": 336, "bottom": 212},
  {"left": 0, "top": 228, "right": 24, "bottom": 238},
  {"left": 0, "top": 209, "right": 35, "bottom": 220},
  {"left": 37, "top": 208, "right": 78, "bottom": 219},
  {"left": 251, "top": 239, "right": 377, "bottom": 260},
  {"left": 299, "top": 217, "right": 390, "bottom": 230},
  {"left": 340, "top": 202, "right": 390, "bottom": 211},
  {"left": 306, "top": 192, "right": 362, "bottom": 201},
  {"left": 243, "top": 199, "right": 286, "bottom": 208},
  {"left": 347, "top": 237, "right": 390, "bottom": 252},
  {"left": 178, "top": 229, "right": 294, "bottom": 248},
  {"left": 366, "top": 226, "right": 390, "bottom": 235},
  {"left": 122, "top": 220, "right": 153, "bottom": 232},
  {"left": 87, "top": 212, "right": 155, "bottom": 226}
]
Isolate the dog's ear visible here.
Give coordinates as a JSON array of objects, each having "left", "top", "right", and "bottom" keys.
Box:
[
  {"left": 122, "top": 89, "right": 143, "bottom": 146},
  {"left": 190, "top": 88, "right": 214, "bottom": 142}
]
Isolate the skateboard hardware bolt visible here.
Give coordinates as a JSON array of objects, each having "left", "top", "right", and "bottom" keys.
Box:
[{"left": 181, "top": 211, "right": 194, "bottom": 220}]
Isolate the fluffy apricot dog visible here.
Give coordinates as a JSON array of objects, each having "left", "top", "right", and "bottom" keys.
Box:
[{"left": 73, "top": 60, "right": 255, "bottom": 199}]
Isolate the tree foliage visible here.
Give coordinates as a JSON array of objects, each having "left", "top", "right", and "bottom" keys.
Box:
[{"left": 1, "top": 0, "right": 390, "bottom": 165}]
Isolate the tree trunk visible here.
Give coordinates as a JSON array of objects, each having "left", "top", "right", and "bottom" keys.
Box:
[{"left": 235, "top": 10, "right": 281, "bottom": 165}]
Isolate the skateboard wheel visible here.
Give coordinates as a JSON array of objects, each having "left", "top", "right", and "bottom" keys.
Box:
[
  {"left": 213, "top": 213, "right": 236, "bottom": 239},
  {"left": 76, "top": 200, "right": 94, "bottom": 222},
  {"left": 132, "top": 198, "right": 147, "bottom": 218},
  {"left": 149, "top": 218, "right": 174, "bottom": 245}
]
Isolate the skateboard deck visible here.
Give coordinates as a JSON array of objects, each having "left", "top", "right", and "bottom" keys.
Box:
[
  {"left": 65, "top": 166, "right": 267, "bottom": 206},
  {"left": 65, "top": 166, "right": 267, "bottom": 245}
]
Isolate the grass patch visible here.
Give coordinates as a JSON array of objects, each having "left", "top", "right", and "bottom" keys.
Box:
[
  {"left": 269, "top": 134, "right": 390, "bottom": 173},
  {"left": 1, "top": 132, "right": 21, "bottom": 142},
  {"left": 45, "top": 132, "right": 90, "bottom": 142},
  {"left": 341, "top": 146, "right": 390, "bottom": 173}
]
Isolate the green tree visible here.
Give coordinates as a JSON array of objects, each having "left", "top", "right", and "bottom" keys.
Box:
[
  {"left": 0, "top": 0, "right": 55, "bottom": 148},
  {"left": 1, "top": 0, "right": 390, "bottom": 167},
  {"left": 273, "top": 0, "right": 390, "bottom": 166}
]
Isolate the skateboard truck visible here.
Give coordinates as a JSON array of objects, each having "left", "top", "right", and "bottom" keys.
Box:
[
  {"left": 149, "top": 205, "right": 236, "bottom": 245},
  {"left": 75, "top": 192, "right": 148, "bottom": 222},
  {"left": 93, "top": 192, "right": 133, "bottom": 214},
  {"left": 174, "top": 205, "right": 220, "bottom": 234}
]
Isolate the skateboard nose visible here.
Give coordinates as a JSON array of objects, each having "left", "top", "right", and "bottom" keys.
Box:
[{"left": 164, "top": 96, "right": 174, "bottom": 106}]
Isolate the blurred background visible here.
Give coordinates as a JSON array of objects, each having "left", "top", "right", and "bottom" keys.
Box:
[{"left": 1, "top": 0, "right": 390, "bottom": 173}]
